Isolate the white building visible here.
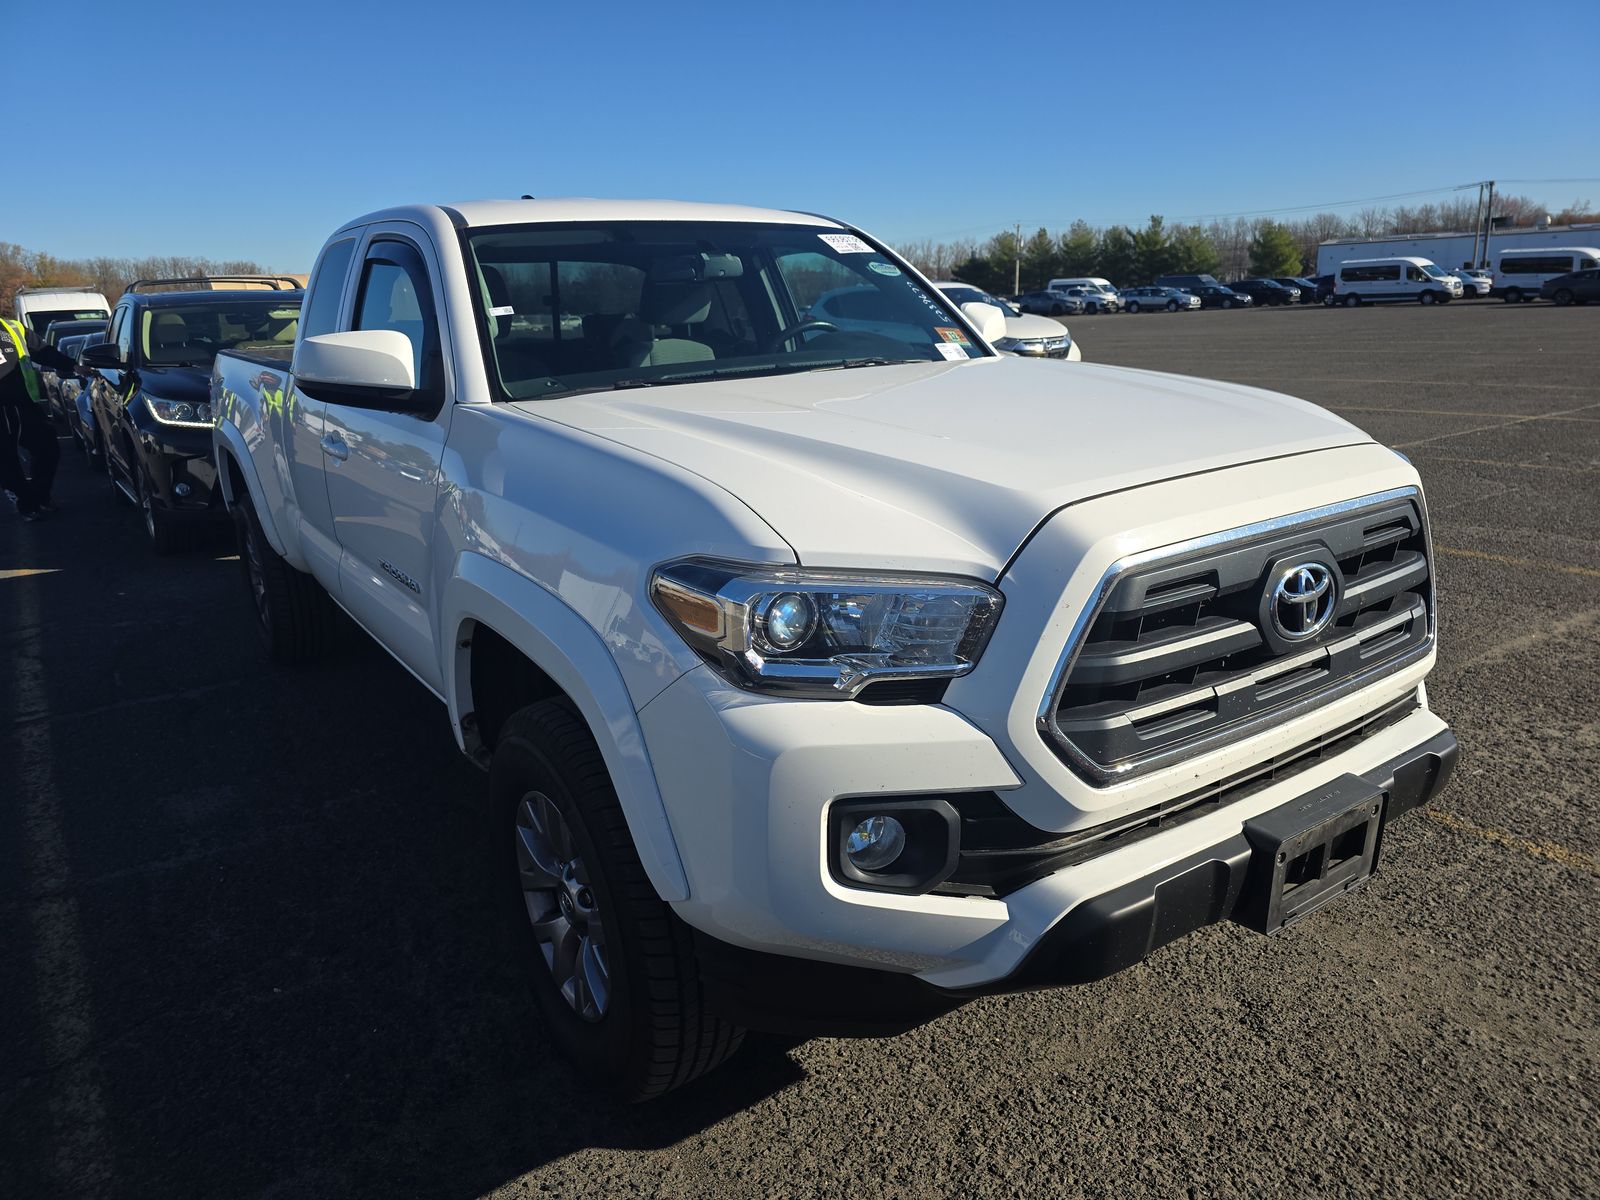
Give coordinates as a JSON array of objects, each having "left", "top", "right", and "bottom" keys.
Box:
[{"left": 1316, "top": 221, "right": 1600, "bottom": 276}]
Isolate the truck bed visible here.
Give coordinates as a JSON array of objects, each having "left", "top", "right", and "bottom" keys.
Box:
[{"left": 219, "top": 344, "right": 294, "bottom": 369}]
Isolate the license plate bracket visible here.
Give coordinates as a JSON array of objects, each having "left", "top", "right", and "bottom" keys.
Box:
[{"left": 1232, "top": 774, "right": 1385, "bottom": 934}]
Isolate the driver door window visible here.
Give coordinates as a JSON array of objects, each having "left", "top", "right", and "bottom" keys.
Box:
[{"left": 352, "top": 240, "right": 443, "bottom": 410}]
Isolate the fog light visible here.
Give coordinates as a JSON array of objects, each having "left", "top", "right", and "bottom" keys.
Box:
[
  {"left": 845, "top": 815, "right": 906, "bottom": 872},
  {"left": 173, "top": 481, "right": 193, "bottom": 497}
]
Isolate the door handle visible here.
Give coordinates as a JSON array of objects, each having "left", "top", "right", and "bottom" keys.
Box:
[{"left": 320, "top": 432, "right": 349, "bottom": 462}]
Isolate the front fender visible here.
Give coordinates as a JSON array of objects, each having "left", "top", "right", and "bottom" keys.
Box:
[
  {"left": 442, "top": 552, "right": 691, "bottom": 903},
  {"left": 213, "top": 422, "right": 293, "bottom": 560}
]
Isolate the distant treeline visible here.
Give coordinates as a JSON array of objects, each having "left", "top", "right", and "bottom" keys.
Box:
[
  {"left": 1, "top": 242, "right": 273, "bottom": 305},
  {"left": 893, "top": 194, "right": 1600, "bottom": 293}
]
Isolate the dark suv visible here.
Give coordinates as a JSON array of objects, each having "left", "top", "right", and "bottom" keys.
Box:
[
  {"left": 81, "top": 282, "right": 302, "bottom": 551},
  {"left": 1540, "top": 268, "right": 1600, "bottom": 306},
  {"left": 1228, "top": 278, "right": 1299, "bottom": 307},
  {"left": 1186, "top": 284, "right": 1253, "bottom": 309}
]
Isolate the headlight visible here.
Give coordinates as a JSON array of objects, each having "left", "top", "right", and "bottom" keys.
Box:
[
  {"left": 649, "top": 559, "right": 1003, "bottom": 698},
  {"left": 144, "top": 395, "right": 214, "bottom": 428},
  {"left": 992, "top": 336, "right": 1026, "bottom": 351}
]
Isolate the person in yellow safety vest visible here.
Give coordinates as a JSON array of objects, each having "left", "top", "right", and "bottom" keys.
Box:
[{"left": 0, "top": 317, "right": 75, "bottom": 522}]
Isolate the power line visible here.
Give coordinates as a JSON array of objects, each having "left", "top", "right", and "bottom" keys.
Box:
[{"left": 1168, "top": 183, "right": 1483, "bottom": 223}]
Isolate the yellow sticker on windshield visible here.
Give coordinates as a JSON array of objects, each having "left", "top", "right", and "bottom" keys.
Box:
[{"left": 935, "top": 327, "right": 971, "bottom": 345}]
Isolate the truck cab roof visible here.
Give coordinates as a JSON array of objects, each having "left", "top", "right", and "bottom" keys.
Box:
[{"left": 336, "top": 197, "right": 850, "bottom": 235}]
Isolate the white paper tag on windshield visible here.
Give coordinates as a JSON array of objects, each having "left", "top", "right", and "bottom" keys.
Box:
[
  {"left": 818, "top": 233, "right": 874, "bottom": 254},
  {"left": 490, "top": 305, "right": 515, "bottom": 316},
  {"left": 934, "top": 343, "right": 967, "bottom": 361}
]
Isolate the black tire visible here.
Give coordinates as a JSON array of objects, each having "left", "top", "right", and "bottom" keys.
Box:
[
  {"left": 491, "top": 698, "right": 744, "bottom": 1102},
  {"left": 1553, "top": 288, "right": 1574, "bottom": 307},
  {"left": 136, "top": 466, "right": 192, "bottom": 554},
  {"left": 1420, "top": 290, "right": 1437, "bottom": 306},
  {"left": 1344, "top": 293, "right": 1361, "bottom": 307},
  {"left": 1504, "top": 288, "right": 1522, "bottom": 304},
  {"left": 233, "top": 491, "right": 336, "bottom": 662},
  {"left": 1221, "top": 299, "right": 1233, "bottom": 309},
  {"left": 1050, "top": 304, "right": 1065, "bottom": 316},
  {"left": 1165, "top": 300, "right": 1179, "bottom": 312},
  {"left": 1127, "top": 302, "right": 1140, "bottom": 313}
]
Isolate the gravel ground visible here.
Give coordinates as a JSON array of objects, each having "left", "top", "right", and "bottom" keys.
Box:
[{"left": 2, "top": 300, "right": 1596, "bottom": 1199}]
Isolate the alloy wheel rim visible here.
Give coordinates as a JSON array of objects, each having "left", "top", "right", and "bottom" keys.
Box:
[{"left": 515, "top": 790, "right": 610, "bottom": 1021}]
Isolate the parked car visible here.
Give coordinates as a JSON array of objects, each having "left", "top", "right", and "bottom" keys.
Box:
[
  {"left": 59, "top": 332, "right": 108, "bottom": 457},
  {"left": 934, "top": 283, "right": 1081, "bottom": 360},
  {"left": 1229, "top": 279, "right": 1300, "bottom": 307},
  {"left": 1120, "top": 286, "right": 1200, "bottom": 313},
  {"left": 36, "top": 317, "right": 109, "bottom": 412},
  {"left": 804, "top": 286, "right": 942, "bottom": 346},
  {"left": 1015, "top": 290, "right": 1083, "bottom": 316},
  {"left": 1154, "top": 273, "right": 1224, "bottom": 292},
  {"left": 1056, "top": 286, "right": 1120, "bottom": 314},
  {"left": 1491, "top": 246, "right": 1600, "bottom": 303},
  {"left": 1188, "top": 284, "right": 1253, "bottom": 309},
  {"left": 1332, "top": 257, "right": 1462, "bottom": 306},
  {"left": 81, "top": 284, "right": 303, "bottom": 551},
  {"left": 1273, "top": 277, "right": 1320, "bottom": 305},
  {"left": 1450, "top": 269, "right": 1492, "bottom": 298},
  {"left": 1310, "top": 275, "right": 1337, "bottom": 306},
  {"left": 49, "top": 331, "right": 98, "bottom": 429},
  {"left": 1540, "top": 267, "right": 1600, "bottom": 306},
  {"left": 213, "top": 197, "right": 1454, "bottom": 1102},
  {"left": 1046, "top": 277, "right": 1119, "bottom": 306}
]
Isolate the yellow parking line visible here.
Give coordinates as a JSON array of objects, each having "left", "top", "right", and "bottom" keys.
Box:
[
  {"left": 1435, "top": 546, "right": 1600, "bottom": 579},
  {"left": 0, "top": 568, "right": 60, "bottom": 581},
  {"left": 1423, "top": 809, "right": 1600, "bottom": 877}
]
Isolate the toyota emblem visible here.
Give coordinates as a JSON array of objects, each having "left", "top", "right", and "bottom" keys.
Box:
[{"left": 1270, "top": 561, "right": 1337, "bottom": 641}]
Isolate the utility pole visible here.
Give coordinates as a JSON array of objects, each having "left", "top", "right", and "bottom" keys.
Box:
[
  {"left": 1469, "top": 183, "right": 1484, "bottom": 270},
  {"left": 1481, "top": 180, "right": 1496, "bottom": 268},
  {"left": 1014, "top": 222, "right": 1022, "bottom": 296}
]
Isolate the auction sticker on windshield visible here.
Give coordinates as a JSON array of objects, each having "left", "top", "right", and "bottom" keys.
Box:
[
  {"left": 935, "top": 327, "right": 971, "bottom": 345},
  {"left": 868, "top": 261, "right": 901, "bottom": 276},
  {"left": 818, "top": 233, "right": 875, "bottom": 254},
  {"left": 934, "top": 343, "right": 968, "bottom": 361}
]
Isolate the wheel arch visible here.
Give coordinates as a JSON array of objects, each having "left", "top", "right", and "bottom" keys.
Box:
[
  {"left": 443, "top": 552, "right": 691, "bottom": 903},
  {"left": 214, "top": 425, "right": 292, "bottom": 560}
]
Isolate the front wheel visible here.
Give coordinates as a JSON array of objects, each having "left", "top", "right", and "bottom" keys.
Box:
[
  {"left": 1420, "top": 290, "right": 1437, "bottom": 305},
  {"left": 1553, "top": 288, "right": 1575, "bottom": 307},
  {"left": 233, "top": 492, "right": 336, "bottom": 662},
  {"left": 1127, "top": 302, "right": 1141, "bottom": 313},
  {"left": 1165, "top": 300, "right": 1179, "bottom": 312},
  {"left": 492, "top": 699, "right": 744, "bottom": 1102},
  {"left": 1221, "top": 299, "right": 1233, "bottom": 309}
]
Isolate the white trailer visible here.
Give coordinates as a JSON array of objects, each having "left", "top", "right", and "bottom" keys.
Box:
[{"left": 1316, "top": 222, "right": 1600, "bottom": 277}]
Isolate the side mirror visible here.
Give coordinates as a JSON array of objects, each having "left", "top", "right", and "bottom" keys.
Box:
[
  {"left": 960, "top": 301, "right": 1009, "bottom": 343},
  {"left": 294, "top": 330, "right": 424, "bottom": 410},
  {"left": 79, "top": 342, "right": 124, "bottom": 369}
]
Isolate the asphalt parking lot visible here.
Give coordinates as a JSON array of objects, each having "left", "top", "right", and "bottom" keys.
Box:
[{"left": 3, "top": 300, "right": 1597, "bottom": 1199}]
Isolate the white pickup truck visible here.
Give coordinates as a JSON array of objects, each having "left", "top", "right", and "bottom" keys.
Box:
[{"left": 212, "top": 198, "right": 1456, "bottom": 1100}]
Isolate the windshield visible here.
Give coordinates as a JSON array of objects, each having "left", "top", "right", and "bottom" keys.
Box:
[
  {"left": 1421, "top": 264, "right": 1451, "bottom": 280},
  {"left": 139, "top": 300, "right": 302, "bottom": 367},
  {"left": 465, "top": 221, "right": 986, "bottom": 401}
]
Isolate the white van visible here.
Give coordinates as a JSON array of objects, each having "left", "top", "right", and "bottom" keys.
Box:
[
  {"left": 1333, "top": 257, "right": 1462, "bottom": 306},
  {"left": 1047, "top": 277, "right": 1121, "bottom": 312},
  {"left": 13, "top": 286, "right": 112, "bottom": 336},
  {"left": 1491, "top": 246, "right": 1600, "bottom": 303}
]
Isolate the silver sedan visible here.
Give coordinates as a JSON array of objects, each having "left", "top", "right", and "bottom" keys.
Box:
[{"left": 1120, "top": 286, "right": 1201, "bottom": 313}]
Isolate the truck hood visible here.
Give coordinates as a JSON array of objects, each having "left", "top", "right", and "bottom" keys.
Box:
[{"left": 517, "top": 356, "right": 1371, "bottom": 577}]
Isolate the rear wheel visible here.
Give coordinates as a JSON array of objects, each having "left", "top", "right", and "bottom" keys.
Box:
[
  {"left": 1553, "top": 288, "right": 1575, "bottom": 307},
  {"left": 492, "top": 699, "right": 744, "bottom": 1102},
  {"left": 233, "top": 492, "right": 336, "bottom": 662},
  {"left": 1344, "top": 294, "right": 1362, "bottom": 307},
  {"left": 1503, "top": 288, "right": 1522, "bottom": 304}
]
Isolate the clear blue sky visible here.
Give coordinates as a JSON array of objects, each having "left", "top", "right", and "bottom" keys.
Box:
[{"left": 8, "top": 0, "right": 1597, "bottom": 270}]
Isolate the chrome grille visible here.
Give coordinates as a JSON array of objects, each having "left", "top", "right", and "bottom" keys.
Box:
[{"left": 1040, "top": 491, "right": 1434, "bottom": 784}]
